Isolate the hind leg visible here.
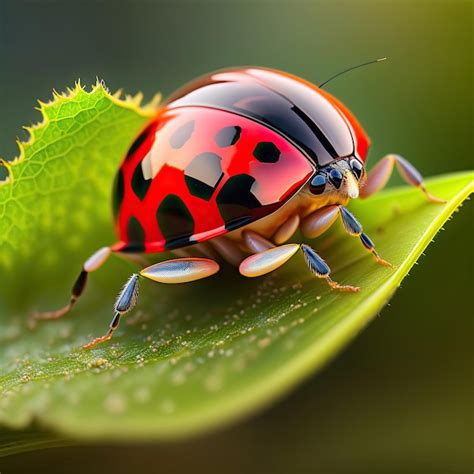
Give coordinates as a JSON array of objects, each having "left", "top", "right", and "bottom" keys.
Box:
[
  {"left": 360, "top": 154, "right": 445, "bottom": 203},
  {"left": 83, "top": 257, "right": 220, "bottom": 349},
  {"left": 33, "top": 246, "right": 112, "bottom": 320}
]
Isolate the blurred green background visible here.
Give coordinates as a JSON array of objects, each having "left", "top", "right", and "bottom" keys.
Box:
[{"left": 0, "top": 0, "right": 472, "bottom": 472}]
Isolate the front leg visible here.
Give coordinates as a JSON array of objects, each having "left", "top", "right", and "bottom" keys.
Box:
[
  {"left": 360, "top": 153, "right": 445, "bottom": 203},
  {"left": 301, "top": 205, "right": 392, "bottom": 267},
  {"left": 338, "top": 206, "right": 392, "bottom": 267}
]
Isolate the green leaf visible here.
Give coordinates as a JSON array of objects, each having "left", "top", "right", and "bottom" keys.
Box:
[
  {"left": 0, "top": 82, "right": 159, "bottom": 272},
  {"left": 0, "top": 83, "right": 472, "bottom": 444}
]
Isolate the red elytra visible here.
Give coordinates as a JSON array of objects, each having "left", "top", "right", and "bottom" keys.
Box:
[{"left": 111, "top": 67, "right": 370, "bottom": 254}]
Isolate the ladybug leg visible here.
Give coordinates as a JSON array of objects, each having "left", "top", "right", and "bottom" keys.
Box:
[
  {"left": 83, "top": 258, "right": 220, "bottom": 349},
  {"left": 32, "top": 246, "right": 112, "bottom": 321},
  {"left": 243, "top": 230, "right": 275, "bottom": 253},
  {"left": 338, "top": 206, "right": 393, "bottom": 267},
  {"left": 301, "top": 205, "right": 340, "bottom": 239},
  {"left": 139, "top": 257, "right": 220, "bottom": 283},
  {"left": 301, "top": 205, "right": 393, "bottom": 267},
  {"left": 210, "top": 237, "right": 248, "bottom": 266},
  {"left": 83, "top": 273, "right": 139, "bottom": 349},
  {"left": 272, "top": 214, "right": 300, "bottom": 244},
  {"left": 239, "top": 244, "right": 300, "bottom": 277},
  {"left": 239, "top": 242, "right": 359, "bottom": 292},
  {"left": 193, "top": 242, "right": 221, "bottom": 261},
  {"left": 360, "top": 154, "right": 445, "bottom": 203},
  {"left": 300, "top": 244, "right": 360, "bottom": 292}
]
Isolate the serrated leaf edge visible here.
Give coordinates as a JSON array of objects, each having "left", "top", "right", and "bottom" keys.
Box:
[{"left": 0, "top": 79, "right": 161, "bottom": 187}]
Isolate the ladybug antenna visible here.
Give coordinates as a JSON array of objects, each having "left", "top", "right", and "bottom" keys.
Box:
[{"left": 318, "top": 57, "right": 387, "bottom": 88}]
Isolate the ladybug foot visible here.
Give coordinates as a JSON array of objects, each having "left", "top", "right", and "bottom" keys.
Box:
[
  {"left": 326, "top": 277, "right": 360, "bottom": 292},
  {"left": 31, "top": 304, "right": 75, "bottom": 321},
  {"left": 373, "top": 252, "right": 394, "bottom": 268},
  {"left": 420, "top": 185, "right": 446, "bottom": 204},
  {"left": 83, "top": 333, "right": 112, "bottom": 350},
  {"left": 83, "top": 311, "right": 122, "bottom": 350},
  {"left": 301, "top": 244, "right": 360, "bottom": 293}
]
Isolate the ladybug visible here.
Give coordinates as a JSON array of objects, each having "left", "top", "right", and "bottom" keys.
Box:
[{"left": 34, "top": 63, "right": 444, "bottom": 348}]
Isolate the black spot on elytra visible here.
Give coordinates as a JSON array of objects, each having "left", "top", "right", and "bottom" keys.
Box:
[
  {"left": 112, "top": 169, "right": 124, "bottom": 219},
  {"left": 157, "top": 194, "right": 195, "bottom": 249},
  {"left": 126, "top": 217, "right": 145, "bottom": 252},
  {"left": 131, "top": 162, "right": 151, "bottom": 200},
  {"left": 214, "top": 126, "right": 241, "bottom": 147},
  {"left": 253, "top": 141, "right": 281, "bottom": 163},
  {"left": 216, "top": 174, "right": 261, "bottom": 228},
  {"left": 126, "top": 124, "right": 153, "bottom": 160},
  {"left": 184, "top": 152, "right": 224, "bottom": 201},
  {"left": 170, "top": 120, "right": 195, "bottom": 149},
  {"left": 185, "top": 176, "right": 214, "bottom": 202}
]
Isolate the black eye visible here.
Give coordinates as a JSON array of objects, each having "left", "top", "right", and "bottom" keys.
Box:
[
  {"left": 329, "top": 169, "right": 343, "bottom": 189},
  {"left": 350, "top": 158, "right": 363, "bottom": 179},
  {"left": 309, "top": 174, "right": 327, "bottom": 194}
]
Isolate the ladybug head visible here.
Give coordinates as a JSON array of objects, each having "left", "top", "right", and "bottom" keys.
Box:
[{"left": 308, "top": 156, "right": 365, "bottom": 200}]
